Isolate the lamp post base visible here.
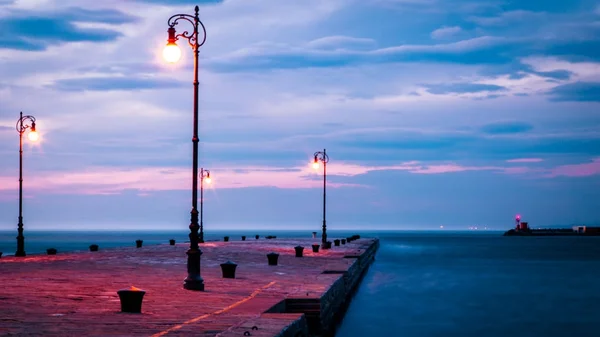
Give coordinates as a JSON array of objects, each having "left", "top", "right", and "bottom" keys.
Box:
[
  {"left": 183, "top": 277, "right": 205, "bottom": 291},
  {"left": 16, "top": 235, "right": 25, "bottom": 257},
  {"left": 183, "top": 248, "right": 204, "bottom": 291}
]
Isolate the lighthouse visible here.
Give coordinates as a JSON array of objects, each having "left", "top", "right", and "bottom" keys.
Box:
[{"left": 515, "top": 214, "right": 529, "bottom": 231}]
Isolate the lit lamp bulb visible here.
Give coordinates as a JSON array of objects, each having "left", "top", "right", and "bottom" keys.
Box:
[
  {"left": 27, "top": 122, "right": 39, "bottom": 142},
  {"left": 163, "top": 27, "right": 181, "bottom": 63},
  {"left": 312, "top": 161, "right": 319, "bottom": 170},
  {"left": 205, "top": 175, "right": 212, "bottom": 184},
  {"left": 163, "top": 43, "right": 181, "bottom": 63}
]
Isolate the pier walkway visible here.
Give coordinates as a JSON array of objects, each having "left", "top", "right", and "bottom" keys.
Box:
[{"left": 0, "top": 237, "right": 378, "bottom": 337}]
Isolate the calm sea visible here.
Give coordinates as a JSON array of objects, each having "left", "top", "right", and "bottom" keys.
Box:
[
  {"left": 337, "top": 231, "right": 600, "bottom": 337},
  {"left": 1, "top": 230, "right": 599, "bottom": 336}
]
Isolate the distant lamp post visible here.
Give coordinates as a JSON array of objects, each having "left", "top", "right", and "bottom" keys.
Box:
[
  {"left": 312, "top": 149, "right": 329, "bottom": 245},
  {"left": 199, "top": 168, "right": 211, "bottom": 243},
  {"left": 163, "top": 6, "right": 207, "bottom": 291},
  {"left": 15, "top": 112, "right": 38, "bottom": 257}
]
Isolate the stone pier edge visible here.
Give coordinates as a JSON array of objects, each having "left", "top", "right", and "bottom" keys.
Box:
[{"left": 218, "top": 238, "right": 380, "bottom": 337}]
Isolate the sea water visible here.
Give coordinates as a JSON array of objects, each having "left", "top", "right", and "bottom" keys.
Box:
[
  {"left": 1, "top": 230, "right": 599, "bottom": 336},
  {"left": 337, "top": 231, "right": 600, "bottom": 337}
]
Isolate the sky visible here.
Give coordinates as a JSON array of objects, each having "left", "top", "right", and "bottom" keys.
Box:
[{"left": 0, "top": 0, "right": 599, "bottom": 231}]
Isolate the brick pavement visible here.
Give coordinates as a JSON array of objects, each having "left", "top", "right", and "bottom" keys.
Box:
[{"left": 0, "top": 237, "right": 375, "bottom": 337}]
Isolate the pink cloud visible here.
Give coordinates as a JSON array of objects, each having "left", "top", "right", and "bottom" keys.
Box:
[
  {"left": 0, "top": 160, "right": 482, "bottom": 196},
  {"left": 1, "top": 158, "right": 597, "bottom": 197},
  {"left": 501, "top": 166, "right": 544, "bottom": 175},
  {"left": 0, "top": 164, "right": 374, "bottom": 196},
  {"left": 547, "top": 158, "right": 600, "bottom": 177},
  {"left": 506, "top": 158, "right": 543, "bottom": 163},
  {"left": 408, "top": 164, "right": 501, "bottom": 174}
]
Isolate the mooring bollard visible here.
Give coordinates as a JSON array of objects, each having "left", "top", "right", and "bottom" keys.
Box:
[
  {"left": 89, "top": 244, "right": 99, "bottom": 252},
  {"left": 220, "top": 260, "right": 238, "bottom": 279},
  {"left": 334, "top": 239, "right": 340, "bottom": 247},
  {"left": 346, "top": 237, "right": 353, "bottom": 243},
  {"left": 322, "top": 241, "right": 332, "bottom": 250},
  {"left": 267, "top": 252, "right": 280, "bottom": 266},
  {"left": 224, "top": 236, "right": 229, "bottom": 242},
  {"left": 169, "top": 239, "right": 175, "bottom": 246},
  {"left": 312, "top": 244, "right": 320, "bottom": 253},
  {"left": 255, "top": 234, "right": 259, "bottom": 240},
  {"left": 136, "top": 240, "right": 143, "bottom": 248},
  {"left": 294, "top": 246, "right": 304, "bottom": 257},
  {"left": 117, "top": 286, "right": 146, "bottom": 313},
  {"left": 341, "top": 239, "right": 346, "bottom": 245},
  {"left": 241, "top": 236, "right": 246, "bottom": 241},
  {"left": 0, "top": 252, "right": 3, "bottom": 258},
  {"left": 312, "top": 231, "right": 317, "bottom": 239},
  {"left": 46, "top": 248, "right": 57, "bottom": 255}
]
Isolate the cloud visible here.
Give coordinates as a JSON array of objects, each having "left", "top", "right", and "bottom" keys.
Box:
[
  {"left": 206, "top": 36, "right": 521, "bottom": 72},
  {"left": 2, "top": 0, "right": 600, "bottom": 229},
  {"left": 407, "top": 163, "right": 501, "bottom": 174},
  {"left": 306, "top": 36, "right": 376, "bottom": 50},
  {"left": 506, "top": 158, "right": 543, "bottom": 163},
  {"left": 533, "top": 69, "right": 572, "bottom": 80},
  {"left": 0, "top": 162, "right": 404, "bottom": 195},
  {"left": 469, "top": 10, "right": 546, "bottom": 26},
  {"left": 547, "top": 82, "right": 600, "bottom": 102},
  {"left": 0, "top": 160, "right": 537, "bottom": 196},
  {"left": 544, "top": 40, "right": 600, "bottom": 63},
  {"left": 480, "top": 121, "right": 533, "bottom": 134},
  {"left": 50, "top": 77, "right": 185, "bottom": 91},
  {"left": 0, "top": 7, "right": 138, "bottom": 51},
  {"left": 548, "top": 158, "right": 600, "bottom": 177},
  {"left": 51, "top": 8, "right": 139, "bottom": 24},
  {"left": 2, "top": 157, "right": 597, "bottom": 200},
  {"left": 425, "top": 83, "right": 506, "bottom": 94},
  {"left": 521, "top": 57, "right": 600, "bottom": 82},
  {"left": 431, "top": 26, "right": 462, "bottom": 39}
]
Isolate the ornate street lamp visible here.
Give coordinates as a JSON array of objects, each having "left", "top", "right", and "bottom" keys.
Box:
[
  {"left": 199, "top": 168, "right": 211, "bottom": 243},
  {"left": 313, "top": 149, "right": 329, "bottom": 246},
  {"left": 15, "top": 112, "right": 39, "bottom": 257},
  {"left": 163, "top": 6, "right": 207, "bottom": 291}
]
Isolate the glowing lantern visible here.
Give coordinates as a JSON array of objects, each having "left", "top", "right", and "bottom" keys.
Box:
[{"left": 163, "top": 27, "right": 181, "bottom": 63}]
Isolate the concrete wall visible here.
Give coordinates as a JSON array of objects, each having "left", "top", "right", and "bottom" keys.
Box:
[{"left": 261, "top": 238, "right": 380, "bottom": 337}]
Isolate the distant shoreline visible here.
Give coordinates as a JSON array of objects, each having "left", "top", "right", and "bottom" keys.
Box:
[{"left": 504, "top": 229, "right": 600, "bottom": 236}]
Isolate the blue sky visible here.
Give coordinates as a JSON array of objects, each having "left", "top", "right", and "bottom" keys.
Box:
[{"left": 0, "top": 0, "right": 599, "bottom": 231}]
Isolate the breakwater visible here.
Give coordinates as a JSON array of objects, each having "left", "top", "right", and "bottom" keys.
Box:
[{"left": 0, "top": 236, "right": 378, "bottom": 337}]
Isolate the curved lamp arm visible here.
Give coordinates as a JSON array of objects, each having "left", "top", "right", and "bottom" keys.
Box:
[
  {"left": 166, "top": 6, "right": 207, "bottom": 50},
  {"left": 313, "top": 151, "right": 329, "bottom": 164},
  {"left": 16, "top": 114, "right": 36, "bottom": 134}
]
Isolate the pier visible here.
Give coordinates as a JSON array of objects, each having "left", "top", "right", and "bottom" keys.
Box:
[{"left": 0, "top": 237, "right": 378, "bottom": 336}]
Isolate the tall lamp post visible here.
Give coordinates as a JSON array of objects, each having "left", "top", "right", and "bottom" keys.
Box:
[
  {"left": 15, "top": 112, "right": 39, "bottom": 257},
  {"left": 199, "top": 168, "right": 211, "bottom": 243},
  {"left": 163, "top": 6, "right": 207, "bottom": 291},
  {"left": 312, "top": 149, "right": 329, "bottom": 246}
]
